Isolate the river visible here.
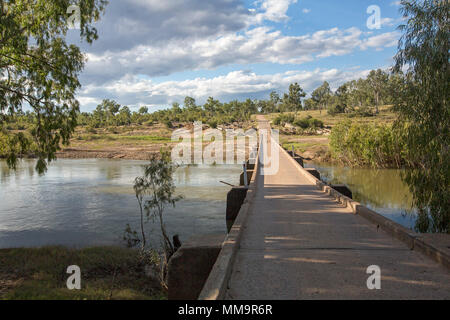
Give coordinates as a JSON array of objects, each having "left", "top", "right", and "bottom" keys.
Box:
[
  {"left": 305, "top": 162, "right": 417, "bottom": 230},
  {"left": 0, "top": 159, "right": 418, "bottom": 249},
  {"left": 0, "top": 159, "right": 241, "bottom": 248}
]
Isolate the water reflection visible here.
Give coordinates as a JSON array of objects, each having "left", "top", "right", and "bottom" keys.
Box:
[
  {"left": 0, "top": 159, "right": 241, "bottom": 248},
  {"left": 305, "top": 162, "right": 417, "bottom": 230}
]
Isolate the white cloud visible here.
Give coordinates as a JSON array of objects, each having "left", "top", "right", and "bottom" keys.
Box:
[
  {"left": 381, "top": 17, "right": 395, "bottom": 27},
  {"left": 70, "top": 0, "right": 401, "bottom": 110},
  {"left": 253, "top": 0, "right": 298, "bottom": 22},
  {"left": 302, "top": 8, "right": 311, "bottom": 14},
  {"left": 360, "top": 31, "right": 400, "bottom": 50},
  {"left": 83, "top": 27, "right": 398, "bottom": 84},
  {"left": 79, "top": 68, "right": 371, "bottom": 111}
]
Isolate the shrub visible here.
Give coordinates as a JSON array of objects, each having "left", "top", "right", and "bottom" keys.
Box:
[
  {"left": 294, "top": 118, "right": 309, "bottom": 129},
  {"left": 208, "top": 119, "right": 218, "bottom": 129},
  {"left": 328, "top": 104, "right": 346, "bottom": 116},
  {"left": 308, "top": 118, "right": 324, "bottom": 128},
  {"left": 273, "top": 114, "right": 295, "bottom": 126},
  {"left": 330, "top": 121, "right": 406, "bottom": 168},
  {"left": 293, "top": 117, "right": 323, "bottom": 129}
]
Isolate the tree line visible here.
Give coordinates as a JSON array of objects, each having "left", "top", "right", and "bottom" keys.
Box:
[
  {"left": 77, "top": 96, "right": 259, "bottom": 129},
  {"left": 259, "top": 69, "right": 404, "bottom": 116},
  {"left": 76, "top": 68, "right": 401, "bottom": 129}
]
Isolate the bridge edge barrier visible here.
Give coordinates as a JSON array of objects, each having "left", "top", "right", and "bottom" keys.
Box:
[{"left": 278, "top": 142, "right": 450, "bottom": 270}]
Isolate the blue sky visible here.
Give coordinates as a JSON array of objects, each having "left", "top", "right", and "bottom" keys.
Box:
[{"left": 72, "top": 0, "right": 404, "bottom": 112}]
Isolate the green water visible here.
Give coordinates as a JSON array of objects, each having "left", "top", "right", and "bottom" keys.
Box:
[{"left": 305, "top": 162, "right": 417, "bottom": 230}]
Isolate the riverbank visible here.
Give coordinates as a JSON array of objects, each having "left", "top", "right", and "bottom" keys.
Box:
[
  {"left": 281, "top": 135, "right": 331, "bottom": 162},
  {"left": 55, "top": 121, "right": 257, "bottom": 160},
  {"left": 55, "top": 123, "right": 174, "bottom": 160},
  {"left": 0, "top": 246, "right": 166, "bottom": 300}
]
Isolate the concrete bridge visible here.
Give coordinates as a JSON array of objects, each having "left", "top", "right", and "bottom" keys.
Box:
[{"left": 170, "top": 116, "right": 450, "bottom": 300}]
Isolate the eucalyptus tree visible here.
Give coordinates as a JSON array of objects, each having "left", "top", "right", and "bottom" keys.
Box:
[
  {"left": 311, "top": 81, "right": 332, "bottom": 114},
  {"left": 0, "top": 0, "right": 108, "bottom": 173},
  {"left": 394, "top": 0, "right": 449, "bottom": 233},
  {"left": 133, "top": 150, "right": 182, "bottom": 264},
  {"left": 366, "top": 69, "right": 389, "bottom": 113},
  {"left": 283, "top": 83, "right": 306, "bottom": 115}
]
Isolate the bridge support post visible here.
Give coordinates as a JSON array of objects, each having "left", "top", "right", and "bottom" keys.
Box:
[
  {"left": 246, "top": 159, "right": 255, "bottom": 171},
  {"left": 226, "top": 186, "right": 248, "bottom": 222},
  {"left": 240, "top": 170, "right": 254, "bottom": 186},
  {"left": 331, "top": 184, "right": 353, "bottom": 199},
  {"left": 167, "top": 234, "right": 225, "bottom": 300},
  {"left": 305, "top": 168, "right": 321, "bottom": 180},
  {"left": 293, "top": 156, "right": 304, "bottom": 167}
]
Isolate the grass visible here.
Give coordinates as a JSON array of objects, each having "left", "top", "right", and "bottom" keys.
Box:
[
  {"left": 0, "top": 246, "right": 166, "bottom": 300},
  {"left": 282, "top": 141, "right": 328, "bottom": 153},
  {"left": 267, "top": 105, "right": 398, "bottom": 128},
  {"left": 267, "top": 105, "right": 398, "bottom": 160}
]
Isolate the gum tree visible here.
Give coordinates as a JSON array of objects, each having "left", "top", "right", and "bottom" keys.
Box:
[
  {"left": 133, "top": 150, "right": 182, "bottom": 261},
  {"left": 394, "top": 0, "right": 449, "bottom": 233},
  {"left": 0, "top": 0, "right": 108, "bottom": 173}
]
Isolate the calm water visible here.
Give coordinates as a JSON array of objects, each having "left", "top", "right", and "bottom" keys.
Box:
[
  {"left": 305, "top": 162, "right": 417, "bottom": 230},
  {"left": 0, "top": 160, "right": 418, "bottom": 248},
  {"left": 0, "top": 159, "right": 241, "bottom": 248}
]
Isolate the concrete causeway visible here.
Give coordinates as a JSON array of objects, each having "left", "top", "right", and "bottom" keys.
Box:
[{"left": 224, "top": 117, "right": 450, "bottom": 300}]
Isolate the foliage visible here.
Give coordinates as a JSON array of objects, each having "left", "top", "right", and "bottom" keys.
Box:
[
  {"left": 280, "top": 83, "right": 306, "bottom": 113},
  {"left": 393, "top": 0, "right": 449, "bottom": 233},
  {"left": 273, "top": 113, "right": 294, "bottom": 126},
  {"left": 330, "top": 121, "right": 406, "bottom": 168},
  {"left": 273, "top": 113, "right": 324, "bottom": 130},
  {"left": 0, "top": 0, "right": 108, "bottom": 173},
  {"left": 132, "top": 149, "right": 182, "bottom": 286},
  {"left": 123, "top": 223, "right": 141, "bottom": 248},
  {"left": 311, "top": 81, "right": 332, "bottom": 112},
  {"left": 303, "top": 70, "right": 402, "bottom": 117}
]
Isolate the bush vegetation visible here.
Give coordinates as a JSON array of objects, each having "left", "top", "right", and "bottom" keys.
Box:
[{"left": 330, "top": 121, "right": 406, "bottom": 168}]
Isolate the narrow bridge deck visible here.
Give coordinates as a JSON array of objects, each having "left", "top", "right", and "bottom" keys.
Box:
[{"left": 225, "top": 118, "right": 450, "bottom": 300}]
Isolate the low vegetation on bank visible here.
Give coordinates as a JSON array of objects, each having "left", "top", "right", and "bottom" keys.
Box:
[
  {"left": 0, "top": 246, "right": 166, "bottom": 300},
  {"left": 329, "top": 121, "right": 406, "bottom": 168}
]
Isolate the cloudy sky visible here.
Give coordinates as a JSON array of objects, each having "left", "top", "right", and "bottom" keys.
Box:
[{"left": 68, "top": 0, "right": 404, "bottom": 112}]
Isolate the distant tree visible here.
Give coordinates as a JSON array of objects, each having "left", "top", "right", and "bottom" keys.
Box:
[
  {"left": 394, "top": 0, "right": 449, "bottom": 233},
  {"left": 184, "top": 96, "right": 197, "bottom": 110},
  {"left": 139, "top": 106, "right": 149, "bottom": 115},
  {"left": 118, "top": 106, "right": 132, "bottom": 125},
  {"left": 387, "top": 72, "right": 406, "bottom": 105},
  {"left": 0, "top": 0, "right": 108, "bottom": 173},
  {"left": 366, "top": 69, "right": 389, "bottom": 113},
  {"left": 303, "top": 98, "right": 317, "bottom": 111},
  {"left": 311, "top": 81, "right": 332, "bottom": 114},
  {"left": 204, "top": 97, "right": 221, "bottom": 114},
  {"left": 335, "top": 84, "right": 350, "bottom": 112},
  {"left": 265, "top": 91, "right": 280, "bottom": 113},
  {"left": 96, "top": 99, "right": 120, "bottom": 125},
  {"left": 284, "top": 83, "right": 306, "bottom": 115}
]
